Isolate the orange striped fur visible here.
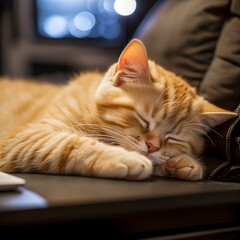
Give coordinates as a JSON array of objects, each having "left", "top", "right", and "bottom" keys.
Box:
[{"left": 0, "top": 39, "right": 236, "bottom": 180}]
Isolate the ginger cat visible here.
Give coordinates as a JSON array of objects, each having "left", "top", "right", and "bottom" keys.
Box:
[{"left": 0, "top": 39, "right": 236, "bottom": 180}]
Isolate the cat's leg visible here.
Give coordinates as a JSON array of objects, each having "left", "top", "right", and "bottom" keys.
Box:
[
  {"left": 0, "top": 125, "right": 152, "bottom": 180},
  {"left": 154, "top": 154, "right": 203, "bottom": 181}
]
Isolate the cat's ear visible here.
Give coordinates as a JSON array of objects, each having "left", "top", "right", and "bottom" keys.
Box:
[
  {"left": 201, "top": 100, "right": 238, "bottom": 127},
  {"left": 113, "top": 39, "right": 150, "bottom": 87}
]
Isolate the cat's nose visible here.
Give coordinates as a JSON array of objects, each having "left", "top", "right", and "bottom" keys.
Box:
[{"left": 146, "top": 141, "right": 159, "bottom": 154}]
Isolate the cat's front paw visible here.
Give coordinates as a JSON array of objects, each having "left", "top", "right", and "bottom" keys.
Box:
[
  {"left": 114, "top": 152, "right": 152, "bottom": 180},
  {"left": 166, "top": 155, "right": 203, "bottom": 181},
  {"left": 92, "top": 150, "right": 152, "bottom": 180},
  {"left": 154, "top": 154, "right": 203, "bottom": 181}
]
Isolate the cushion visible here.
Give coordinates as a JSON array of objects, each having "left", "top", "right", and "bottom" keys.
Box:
[
  {"left": 135, "top": 0, "right": 240, "bottom": 110},
  {"left": 200, "top": 1, "right": 240, "bottom": 110}
]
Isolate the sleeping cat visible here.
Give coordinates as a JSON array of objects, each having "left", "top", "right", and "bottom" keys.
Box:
[{"left": 0, "top": 39, "right": 236, "bottom": 180}]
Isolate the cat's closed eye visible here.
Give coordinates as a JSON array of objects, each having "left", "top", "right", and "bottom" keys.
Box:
[
  {"left": 135, "top": 112, "right": 149, "bottom": 129},
  {"left": 165, "top": 134, "right": 185, "bottom": 144}
]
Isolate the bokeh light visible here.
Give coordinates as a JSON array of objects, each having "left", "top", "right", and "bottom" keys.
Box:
[
  {"left": 37, "top": 0, "right": 134, "bottom": 40},
  {"left": 74, "top": 11, "right": 96, "bottom": 31},
  {"left": 103, "top": 0, "right": 115, "bottom": 14},
  {"left": 114, "top": 0, "right": 137, "bottom": 16},
  {"left": 43, "top": 15, "right": 68, "bottom": 38},
  {"left": 68, "top": 19, "right": 91, "bottom": 38}
]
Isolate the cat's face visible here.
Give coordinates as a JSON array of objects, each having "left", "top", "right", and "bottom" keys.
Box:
[{"left": 95, "top": 39, "right": 236, "bottom": 165}]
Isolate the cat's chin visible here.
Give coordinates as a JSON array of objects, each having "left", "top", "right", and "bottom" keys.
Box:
[
  {"left": 126, "top": 149, "right": 166, "bottom": 165},
  {"left": 147, "top": 153, "right": 168, "bottom": 165}
]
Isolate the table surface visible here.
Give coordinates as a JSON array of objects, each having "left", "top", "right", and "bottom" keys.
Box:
[{"left": 1, "top": 174, "right": 240, "bottom": 238}]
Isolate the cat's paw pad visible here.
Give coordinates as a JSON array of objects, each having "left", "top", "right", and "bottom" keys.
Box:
[{"left": 166, "top": 155, "right": 203, "bottom": 181}]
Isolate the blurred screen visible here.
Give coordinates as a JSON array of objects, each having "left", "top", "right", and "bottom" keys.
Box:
[{"left": 35, "top": 0, "right": 138, "bottom": 41}]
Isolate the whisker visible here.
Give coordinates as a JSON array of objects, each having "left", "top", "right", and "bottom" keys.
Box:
[
  {"left": 96, "top": 126, "right": 141, "bottom": 149},
  {"left": 187, "top": 126, "right": 215, "bottom": 146},
  {"left": 77, "top": 123, "right": 140, "bottom": 148},
  {"left": 185, "top": 113, "right": 204, "bottom": 123},
  {"left": 78, "top": 123, "right": 127, "bottom": 138},
  {"left": 186, "top": 122, "right": 223, "bottom": 138},
  {"left": 87, "top": 123, "right": 137, "bottom": 142},
  {"left": 85, "top": 134, "right": 120, "bottom": 145}
]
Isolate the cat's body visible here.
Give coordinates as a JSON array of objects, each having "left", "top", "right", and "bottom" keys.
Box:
[
  {"left": 0, "top": 40, "right": 236, "bottom": 180},
  {"left": 0, "top": 79, "right": 61, "bottom": 141}
]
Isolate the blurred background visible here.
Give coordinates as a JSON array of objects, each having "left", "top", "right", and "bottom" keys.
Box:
[
  {"left": 1, "top": 0, "right": 239, "bottom": 111},
  {"left": 0, "top": 0, "right": 163, "bottom": 83}
]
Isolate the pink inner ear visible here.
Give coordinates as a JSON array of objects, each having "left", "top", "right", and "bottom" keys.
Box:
[
  {"left": 113, "top": 39, "right": 149, "bottom": 86},
  {"left": 119, "top": 40, "right": 148, "bottom": 72},
  {"left": 114, "top": 57, "right": 134, "bottom": 75}
]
